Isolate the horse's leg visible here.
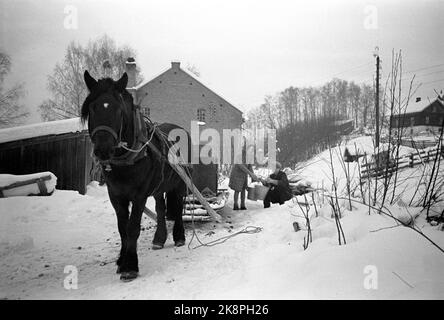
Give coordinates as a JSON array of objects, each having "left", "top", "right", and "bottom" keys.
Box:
[
  {"left": 167, "top": 191, "right": 185, "bottom": 247},
  {"left": 109, "top": 196, "right": 129, "bottom": 274},
  {"left": 153, "top": 193, "right": 167, "bottom": 250},
  {"left": 119, "top": 197, "right": 146, "bottom": 282}
]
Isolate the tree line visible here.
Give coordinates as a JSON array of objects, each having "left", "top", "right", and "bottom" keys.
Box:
[
  {"left": 246, "top": 79, "right": 375, "bottom": 130},
  {"left": 245, "top": 79, "right": 376, "bottom": 166}
]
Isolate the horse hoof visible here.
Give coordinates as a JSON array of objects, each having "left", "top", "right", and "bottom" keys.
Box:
[
  {"left": 152, "top": 243, "right": 164, "bottom": 250},
  {"left": 175, "top": 240, "right": 185, "bottom": 247},
  {"left": 120, "top": 271, "right": 138, "bottom": 282}
]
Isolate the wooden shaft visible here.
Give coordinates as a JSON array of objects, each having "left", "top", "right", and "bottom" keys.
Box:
[
  {"left": 146, "top": 141, "right": 222, "bottom": 222},
  {"left": 143, "top": 206, "right": 157, "bottom": 221}
]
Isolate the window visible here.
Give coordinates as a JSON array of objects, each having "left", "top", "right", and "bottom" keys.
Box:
[
  {"left": 141, "top": 106, "right": 150, "bottom": 118},
  {"left": 197, "top": 108, "right": 206, "bottom": 122},
  {"left": 425, "top": 116, "right": 430, "bottom": 125}
]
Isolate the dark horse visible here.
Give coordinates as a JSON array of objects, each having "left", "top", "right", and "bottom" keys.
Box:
[{"left": 81, "top": 71, "right": 190, "bottom": 281}]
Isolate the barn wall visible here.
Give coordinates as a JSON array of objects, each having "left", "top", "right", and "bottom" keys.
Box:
[
  {"left": 390, "top": 112, "right": 444, "bottom": 130},
  {"left": 0, "top": 131, "right": 94, "bottom": 195}
]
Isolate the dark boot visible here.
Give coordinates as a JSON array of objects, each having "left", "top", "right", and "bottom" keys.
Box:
[{"left": 240, "top": 190, "right": 246, "bottom": 210}]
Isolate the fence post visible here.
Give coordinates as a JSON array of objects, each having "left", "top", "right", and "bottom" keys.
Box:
[{"left": 409, "top": 154, "right": 414, "bottom": 168}]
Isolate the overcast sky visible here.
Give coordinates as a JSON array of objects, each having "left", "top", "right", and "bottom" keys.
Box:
[{"left": 1, "top": 0, "right": 443, "bottom": 123}]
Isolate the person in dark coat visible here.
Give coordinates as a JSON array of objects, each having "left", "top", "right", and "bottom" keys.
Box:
[
  {"left": 229, "top": 145, "right": 258, "bottom": 210},
  {"left": 263, "top": 162, "right": 293, "bottom": 208}
]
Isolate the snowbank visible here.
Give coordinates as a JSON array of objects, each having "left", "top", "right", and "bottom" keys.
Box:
[
  {"left": 0, "top": 172, "right": 57, "bottom": 197},
  {"left": 0, "top": 179, "right": 442, "bottom": 299},
  {"left": 0, "top": 134, "right": 443, "bottom": 299},
  {"left": 344, "top": 135, "right": 416, "bottom": 158}
]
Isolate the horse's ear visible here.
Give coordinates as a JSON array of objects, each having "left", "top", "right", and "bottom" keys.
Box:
[
  {"left": 116, "top": 72, "right": 128, "bottom": 91},
  {"left": 84, "top": 70, "right": 97, "bottom": 92}
]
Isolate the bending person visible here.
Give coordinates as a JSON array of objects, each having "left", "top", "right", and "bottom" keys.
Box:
[{"left": 263, "top": 162, "right": 293, "bottom": 208}]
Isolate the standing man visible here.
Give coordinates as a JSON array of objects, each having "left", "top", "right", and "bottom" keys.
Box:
[{"left": 229, "top": 145, "right": 258, "bottom": 210}]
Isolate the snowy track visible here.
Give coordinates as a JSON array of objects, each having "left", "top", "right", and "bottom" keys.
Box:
[{"left": 1, "top": 136, "right": 444, "bottom": 299}]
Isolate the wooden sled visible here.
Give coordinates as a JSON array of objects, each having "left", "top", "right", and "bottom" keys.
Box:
[{"left": 142, "top": 132, "right": 223, "bottom": 222}]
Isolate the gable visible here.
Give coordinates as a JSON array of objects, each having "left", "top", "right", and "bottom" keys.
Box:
[
  {"left": 422, "top": 99, "right": 444, "bottom": 114},
  {"left": 134, "top": 65, "right": 243, "bottom": 116},
  {"left": 405, "top": 98, "right": 444, "bottom": 114}
]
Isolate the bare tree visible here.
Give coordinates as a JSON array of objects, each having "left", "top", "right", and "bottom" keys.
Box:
[
  {"left": 39, "top": 34, "right": 143, "bottom": 121},
  {"left": 0, "top": 52, "right": 28, "bottom": 128}
]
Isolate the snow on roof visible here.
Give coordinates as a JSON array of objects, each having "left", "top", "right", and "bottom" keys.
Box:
[
  {"left": 405, "top": 98, "right": 443, "bottom": 114},
  {"left": 0, "top": 117, "right": 87, "bottom": 144}
]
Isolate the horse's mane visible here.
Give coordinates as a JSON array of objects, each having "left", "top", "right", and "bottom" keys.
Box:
[{"left": 81, "top": 77, "right": 134, "bottom": 124}]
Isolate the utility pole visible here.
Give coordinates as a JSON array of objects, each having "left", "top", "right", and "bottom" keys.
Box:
[{"left": 374, "top": 47, "right": 380, "bottom": 148}]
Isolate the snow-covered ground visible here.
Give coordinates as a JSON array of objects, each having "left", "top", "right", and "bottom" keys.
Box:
[{"left": 1, "top": 136, "right": 443, "bottom": 299}]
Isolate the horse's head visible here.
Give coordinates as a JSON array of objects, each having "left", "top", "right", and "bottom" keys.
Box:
[{"left": 81, "top": 71, "right": 133, "bottom": 162}]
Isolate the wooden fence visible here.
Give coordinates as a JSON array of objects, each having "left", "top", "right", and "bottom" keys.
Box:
[
  {"left": 360, "top": 146, "right": 443, "bottom": 180},
  {"left": 0, "top": 131, "right": 94, "bottom": 194}
]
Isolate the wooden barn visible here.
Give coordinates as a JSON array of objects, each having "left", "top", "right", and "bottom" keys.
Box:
[
  {"left": 390, "top": 97, "right": 444, "bottom": 136},
  {"left": 0, "top": 118, "right": 94, "bottom": 195}
]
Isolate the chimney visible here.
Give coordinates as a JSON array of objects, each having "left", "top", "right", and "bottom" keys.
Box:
[
  {"left": 171, "top": 61, "right": 180, "bottom": 70},
  {"left": 416, "top": 97, "right": 421, "bottom": 102},
  {"left": 125, "top": 57, "right": 137, "bottom": 88}
]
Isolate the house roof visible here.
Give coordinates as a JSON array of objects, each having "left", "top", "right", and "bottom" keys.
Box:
[
  {"left": 405, "top": 97, "right": 444, "bottom": 114},
  {"left": 133, "top": 63, "right": 243, "bottom": 115}
]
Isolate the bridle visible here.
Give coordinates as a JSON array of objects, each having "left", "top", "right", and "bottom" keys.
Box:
[
  {"left": 89, "top": 93, "right": 154, "bottom": 170},
  {"left": 90, "top": 122, "right": 122, "bottom": 144}
]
